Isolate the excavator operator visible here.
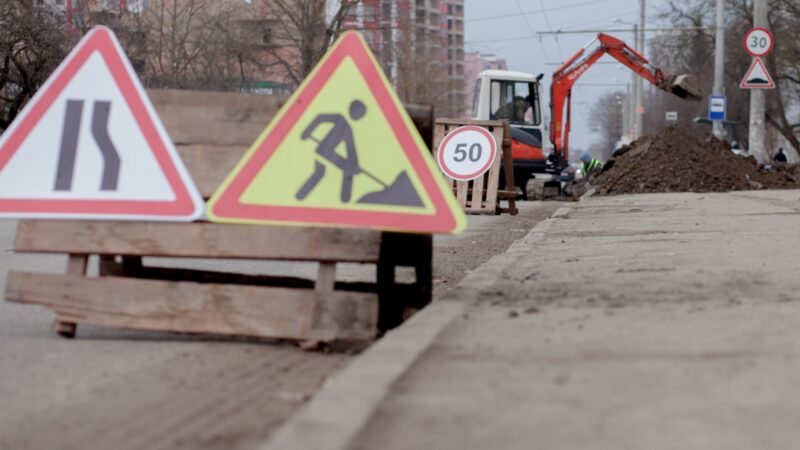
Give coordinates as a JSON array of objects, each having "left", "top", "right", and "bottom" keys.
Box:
[{"left": 494, "top": 95, "right": 531, "bottom": 123}]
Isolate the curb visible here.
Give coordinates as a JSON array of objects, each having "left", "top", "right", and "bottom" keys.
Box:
[
  {"left": 259, "top": 203, "right": 579, "bottom": 450},
  {"left": 259, "top": 299, "right": 465, "bottom": 450}
]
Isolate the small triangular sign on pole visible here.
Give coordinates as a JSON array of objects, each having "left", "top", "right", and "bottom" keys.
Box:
[
  {"left": 0, "top": 26, "right": 204, "bottom": 221},
  {"left": 740, "top": 57, "right": 776, "bottom": 89},
  {"left": 207, "top": 31, "right": 467, "bottom": 234}
]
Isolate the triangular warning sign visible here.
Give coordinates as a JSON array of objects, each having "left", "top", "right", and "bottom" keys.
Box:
[
  {"left": 207, "top": 32, "right": 466, "bottom": 234},
  {"left": 740, "top": 57, "right": 776, "bottom": 89},
  {"left": 0, "top": 26, "right": 203, "bottom": 221}
]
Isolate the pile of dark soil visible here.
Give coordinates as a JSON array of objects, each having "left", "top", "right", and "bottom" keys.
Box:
[{"left": 593, "top": 126, "right": 800, "bottom": 195}]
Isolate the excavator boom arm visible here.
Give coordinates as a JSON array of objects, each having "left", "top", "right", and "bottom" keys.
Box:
[{"left": 549, "top": 33, "right": 700, "bottom": 162}]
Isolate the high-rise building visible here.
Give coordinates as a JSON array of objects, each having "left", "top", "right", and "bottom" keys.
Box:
[
  {"left": 441, "top": 1, "right": 465, "bottom": 117},
  {"left": 464, "top": 52, "right": 507, "bottom": 115},
  {"left": 344, "top": 0, "right": 465, "bottom": 118}
]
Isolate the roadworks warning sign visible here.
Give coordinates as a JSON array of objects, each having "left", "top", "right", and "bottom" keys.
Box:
[{"left": 207, "top": 31, "right": 466, "bottom": 234}]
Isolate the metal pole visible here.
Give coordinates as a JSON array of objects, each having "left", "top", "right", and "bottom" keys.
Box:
[
  {"left": 624, "top": 82, "right": 632, "bottom": 139},
  {"left": 749, "top": 0, "right": 767, "bottom": 163},
  {"left": 712, "top": 0, "right": 725, "bottom": 138},
  {"left": 630, "top": 24, "right": 638, "bottom": 139},
  {"left": 634, "top": 0, "right": 645, "bottom": 138}
]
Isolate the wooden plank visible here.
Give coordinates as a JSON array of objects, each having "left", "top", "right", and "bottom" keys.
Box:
[
  {"left": 97, "top": 258, "right": 379, "bottom": 293},
  {"left": 455, "top": 181, "right": 469, "bottom": 207},
  {"left": 316, "top": 263, "right": 336, "bottom": 293},
  {"left": 483, "top": 126, "right": 504, "bottom": 214},
  {"left": 435, "top": 118, "right": 505, "bottom": 127},
  {"left": 15, "top": 221, "right": 382, "bottom": 262},
  {"left": 432, "top": 122, "right": 446, "bottom": 154},
  {"left": 500, "top": 121, "right": 518, "bottom": 215},
  {"left": 149, "top": 88, "right": 434, "bottom": 150},
  {"left": 56, "top": 254, "right": 89, "bottom": 338},
  {"left": 5, "top": 272, "right": 378, "bottom": 342},
  {"left": 67, "top": 255, "right": 88, "bottom": 275},
  {"left": 176, "top": 144, "right": 246, "bottom": 199},
  {"left": 470, "top": 171, "right": 486, "bottom": 212},
  {"left": 148, "top": 89, "right": 282, "bottom": 147}
]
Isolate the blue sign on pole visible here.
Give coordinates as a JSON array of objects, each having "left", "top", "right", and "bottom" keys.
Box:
[{"left": 708, "top": 95, "right": 726, "bottom": 121}]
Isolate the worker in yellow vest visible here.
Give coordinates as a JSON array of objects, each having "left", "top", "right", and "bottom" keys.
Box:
[{"left": 579, "top": 151, "right": 603, "bottom": 178}]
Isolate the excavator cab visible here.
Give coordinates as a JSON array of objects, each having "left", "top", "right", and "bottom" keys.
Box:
[{"left": 472, "top": 70, "right": 548, "bottom": 197}]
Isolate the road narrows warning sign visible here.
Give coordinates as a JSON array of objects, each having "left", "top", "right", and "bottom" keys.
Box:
[
  {"left": 740, "top": 57, "right": 775, "bottom": 89},
  {"left": 207, "top": 31, "right": 466, "bottom": 234},
  {"left": 0, "top": 26, "right": 203, "bottom": 221}
]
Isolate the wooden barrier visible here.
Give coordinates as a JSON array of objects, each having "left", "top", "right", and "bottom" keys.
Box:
[
  {"left": 433, "top": 119, "right": 517, "bottom": 215},
  {"left": 4, "top": 89, "right": 434, "bottom": 342}
]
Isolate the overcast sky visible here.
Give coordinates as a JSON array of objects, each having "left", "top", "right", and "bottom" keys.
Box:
[{"left": 464, "top": 0, "right": 673, "bottom": 151}]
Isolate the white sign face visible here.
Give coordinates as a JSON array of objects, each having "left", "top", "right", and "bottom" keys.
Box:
[
  {"left": 744, "top": 27, "right": 773, "bottom": 57},
  {"left": 0, "top": 27, "right": 204, "bottom": 221},
  {"left": 665, "top": 111, "right": 678, "bottom": 121},
  {"left": 710, "top": 97, "right": 725, "bottom": 112},
  {"left": 740, "top": 57, "right": 775, "bottom": 89},
  {"left": 436, "top": 126, "right": 497, "bottom": 181}
]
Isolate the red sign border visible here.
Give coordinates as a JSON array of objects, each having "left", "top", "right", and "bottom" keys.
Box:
[
  {"left": 209, "top": 32, "right": 458, "bottom": 233},
  {"left": 436, "top": 125, "right": 498, "bottom": 181},
  {"left": 743, "top": 27, "right": 774, "bottom": 58},
  {"left": 740, "top": 56, "right": 776, "bottom": 89},
  {"left": 0, "top": 26, "right": 198, "bottom": 218}
]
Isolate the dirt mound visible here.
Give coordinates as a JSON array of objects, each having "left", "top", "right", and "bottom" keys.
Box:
[{"left": 593, "top": 126, "right": 800, "bottom": 195}]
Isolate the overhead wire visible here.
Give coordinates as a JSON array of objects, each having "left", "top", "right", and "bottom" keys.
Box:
[
  {"left": 512, "top": 0, "right": 554, "bottom": 65},
  {"left": 538, "top": 0, "right": 565, "bottom": 61},
  {"left": 465, "top": 0, "right": 614, "bottom": 23}
]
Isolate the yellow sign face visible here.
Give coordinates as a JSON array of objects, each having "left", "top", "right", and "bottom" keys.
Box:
[{"left": 207, "top": 31, "right": 466, "bottom": 234}]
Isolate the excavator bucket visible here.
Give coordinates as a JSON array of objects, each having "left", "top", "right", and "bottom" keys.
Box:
[{"left": 667, "top": 74, "right": 702, "bottom": 101}]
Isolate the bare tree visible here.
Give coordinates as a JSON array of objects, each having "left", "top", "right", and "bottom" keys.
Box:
[
  {"left": 589, "top": 91, "right": 626, "bottom": 159},
  {"left": 650, "top": 0, "right": 800, "bottom": 155},
  {"left": 248, "top": 0, "right": 361, "bottom": 87},
  {"left": 0, "top": 1, "right": 68, "bottom": 131}
]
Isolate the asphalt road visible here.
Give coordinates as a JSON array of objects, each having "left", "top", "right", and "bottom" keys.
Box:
[{"left": 0, "top": 201, "right": 559, "bottom": 450}]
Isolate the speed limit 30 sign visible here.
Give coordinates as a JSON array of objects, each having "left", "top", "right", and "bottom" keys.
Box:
[
  {"left": 744, "top": 27, "right": 773, "bottom": 57},
  {"left": 436, "top": 125, "right": 497, "bottom": 181}
]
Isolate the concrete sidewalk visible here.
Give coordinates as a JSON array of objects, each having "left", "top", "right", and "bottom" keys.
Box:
[{"left": 344, "top": 190, "right": 800, "bottom": 450}]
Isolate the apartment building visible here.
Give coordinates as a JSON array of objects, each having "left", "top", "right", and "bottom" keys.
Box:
[
  {"left": 345, "top": 0, "right": 466, "bottom": 118},
  {"left": 464, "top": 52, "right": 507, "bottom": 115}
]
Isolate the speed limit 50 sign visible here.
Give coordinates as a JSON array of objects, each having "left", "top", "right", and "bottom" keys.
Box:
[
  {"left": 744, "top": 27, "right": 773, "bottom": 57},
  {"left": 436, "top": 125, "right": 498, "bottom": 181}
]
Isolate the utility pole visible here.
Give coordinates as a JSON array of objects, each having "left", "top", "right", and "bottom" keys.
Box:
[
  {"left": 634, "top": 0, "right": 645, "bottom": 138},
  {"left": 748, "top": 0, "right": 767, "bottom": 163},
  {"left": 630, "top": 24, "right": 638, "bottom": 139},
  {"left": 712, "top": 0, "right": 725, "bottom": 138}
]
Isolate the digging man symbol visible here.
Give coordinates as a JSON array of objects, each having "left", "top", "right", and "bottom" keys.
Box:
[{"left": 295, "top": 99, "right": 424, "bottom": 207}]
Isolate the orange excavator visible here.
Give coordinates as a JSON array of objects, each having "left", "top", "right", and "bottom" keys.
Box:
[
  {"left": 471, "top": 33, "right": 701, "bottom": 198},
  {"left": 548, "top": 32, "right": 701, "bottom": 169}
]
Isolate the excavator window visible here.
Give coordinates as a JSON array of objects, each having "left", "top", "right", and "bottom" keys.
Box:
[{"left": 489, "top": 80, "right": 540, "bottom": 126}]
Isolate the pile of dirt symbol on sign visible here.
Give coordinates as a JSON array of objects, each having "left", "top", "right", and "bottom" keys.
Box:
[{"left": 592, "top": 126, "right": 800, "bottom": 195}]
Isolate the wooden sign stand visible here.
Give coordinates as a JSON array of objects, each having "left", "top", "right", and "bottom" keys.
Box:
[
  {"left": 433, "top": 119, "right": 517, "bottom": 215},
  {"left": 3, "top": 89, "right": 434, "bottom": 343}
]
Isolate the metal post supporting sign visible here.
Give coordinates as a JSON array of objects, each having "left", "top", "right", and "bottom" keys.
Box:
[{"left": 708, "top": 95, "right": 726, "bottom": 121}]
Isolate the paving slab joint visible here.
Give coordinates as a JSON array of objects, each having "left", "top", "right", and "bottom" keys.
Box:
[{"left": 259, "top": 203, "right": 573, "bottom": 450}]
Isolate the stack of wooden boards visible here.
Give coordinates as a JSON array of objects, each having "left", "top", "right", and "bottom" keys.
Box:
[
  {"left": 433, "top": 119, "right": 518, "bottom": 215},
  {"left": 4, "top": 89, "right": 435, "bottom": 343}
]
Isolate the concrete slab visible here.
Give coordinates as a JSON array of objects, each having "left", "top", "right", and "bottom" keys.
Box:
[{"left": 349, "top": 190, "right": 800, "bottom": 450}]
